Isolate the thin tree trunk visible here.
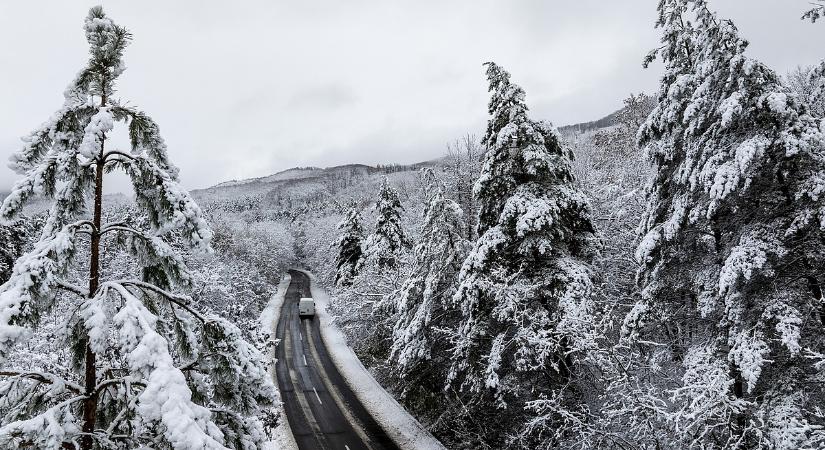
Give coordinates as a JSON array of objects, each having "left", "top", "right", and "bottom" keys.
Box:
[
  {"left": 806, "top": 275, "right": 825, "bottom": 325},
  {"left": 80, "top": 97, "right": 106, "bottom": 450}
]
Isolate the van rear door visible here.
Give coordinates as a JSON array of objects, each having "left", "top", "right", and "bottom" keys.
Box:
[{"left": 299, "top": 298, "right": 315, "bottom": 317}]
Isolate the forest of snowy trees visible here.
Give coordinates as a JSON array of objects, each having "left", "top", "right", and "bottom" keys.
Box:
[
  {"left": 0, "top": 1, "right": 824, "bottom": 449},
  {"left": 320, "top": 1, "right": 825, "bottom": 449}
]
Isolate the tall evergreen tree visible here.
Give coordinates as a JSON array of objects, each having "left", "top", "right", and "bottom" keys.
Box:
[
  {"left": 0, "top": 8, "right": 276, "bottom": 449},
  {"left": 626, "top": 0, "right": 825, "bottom": 447},
  {"left": 391, "top": 168, "right": 466, "bottom": 377},
  {"left": 335, "top": 201, "right": 364, "bottom": 286},
  {"left": 449, "top": 62, "right": 599, "bottom": 420},
  {"left": 363, "top": 177, "right": 409, "bottom": 270}
]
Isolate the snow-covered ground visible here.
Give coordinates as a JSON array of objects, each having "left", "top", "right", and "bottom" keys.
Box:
[
  {"left": 259, "top": 273, "right": 298, "bottom": 450},
  {"left": 298, "top": 269, "right": 446, "bottom": 450}
]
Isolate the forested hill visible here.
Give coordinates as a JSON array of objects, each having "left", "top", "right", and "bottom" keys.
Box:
[
  {"left": 558, "top": 108, "right": 622, "bottom": 134},
  {"left": 192, "top": 161, "right": 439, "bottom": 202}
]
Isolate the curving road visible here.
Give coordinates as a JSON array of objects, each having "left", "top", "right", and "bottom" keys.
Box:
[{"left": 275, "top": 270, "right": 400, "bottom": 450}]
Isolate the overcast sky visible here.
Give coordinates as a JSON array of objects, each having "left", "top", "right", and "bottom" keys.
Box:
[{"left": 1, "top": 1, "right": 823, "bottom": 193}]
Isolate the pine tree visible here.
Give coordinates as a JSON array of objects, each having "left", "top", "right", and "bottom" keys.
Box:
[
  {"left": 0, "top": 221, "right": 30, "bottom": 285},
  {"left": 335, "top": 201, "right": 364, "bottom": 286},
  {"left": 391, "top": 168, "right": 466, "bottom": 378},
  {"left": 0, "top": 8, "right": 276, "bottom": 449},
  {"left": 449, "top": 62, "right": 599, "bottom": 419},
  {"left": 363, "top": 177, "right": 409, "bottom": 270},
  {"left": 626, "top": 1, "right": 825, "bottom": 447}
]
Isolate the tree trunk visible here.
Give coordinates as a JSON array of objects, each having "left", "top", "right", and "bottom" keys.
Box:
[
  {"left": 80, "top": 124, "right": 105, "bottom": 450},
  {"left": 806, "top": 275, "right": 825, "bottom": 325}
]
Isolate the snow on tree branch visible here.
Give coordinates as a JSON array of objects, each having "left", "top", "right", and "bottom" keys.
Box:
[
  {"left": 803, "top": 1, "right": 825, "bottom": 23},
  {"left": 0, "top": 224, "right": 80, "bottom": 361},
  {"left": 112, "top": 294, "right": 227, "bottom": 450},
  {"left": 124, "top": 153, "right": 212, "bottom": 252}
]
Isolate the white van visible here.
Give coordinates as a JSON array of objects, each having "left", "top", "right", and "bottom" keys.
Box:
[{"left": 299, "top": 298, "right": 315, "bottom": 317}]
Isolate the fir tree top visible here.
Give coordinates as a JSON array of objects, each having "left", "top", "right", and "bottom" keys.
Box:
[{"left": 474, "top": 62, "right": 592, "bottom": 259}]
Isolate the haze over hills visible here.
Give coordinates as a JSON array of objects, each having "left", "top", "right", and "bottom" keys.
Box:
[
  {"left": 0, "top": 108, "right": 619, "bottom": 207},
  {"left": 191, "top": 107, "right": 622, "bottom": 201}
]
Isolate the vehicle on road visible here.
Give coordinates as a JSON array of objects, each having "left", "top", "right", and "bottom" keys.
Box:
[{"left": 299, "top": 297, "right": 315, "bottom": 317}]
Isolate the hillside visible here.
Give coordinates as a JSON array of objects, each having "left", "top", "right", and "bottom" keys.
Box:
[{"left": 193, "top": 161, "right": 439, "bottom": 205}]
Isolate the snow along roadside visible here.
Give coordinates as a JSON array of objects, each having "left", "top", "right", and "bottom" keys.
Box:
[
  {"left": 259, "top": 273, "right": 298, "bottom": 450},
  {"left": 297, "top": 269, "right": 446, "bottom": 450}
]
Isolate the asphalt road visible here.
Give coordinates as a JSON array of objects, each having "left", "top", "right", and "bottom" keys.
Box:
[{"left": 275, "top": 270, "right": 401, "bottom": 450}]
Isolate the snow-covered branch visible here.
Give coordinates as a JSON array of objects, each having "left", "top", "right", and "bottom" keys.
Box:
[
  {"left": 803, "top": 2, "right": 825, "bottom": 23},
  {"left": 0, "top": 371, "right": 83, "bottom": 395},
  {"left": 100, "top": 280, "right": 206, "bottom": 323}
]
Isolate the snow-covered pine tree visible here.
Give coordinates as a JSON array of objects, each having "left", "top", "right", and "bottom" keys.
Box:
[
  {"left": 335, "top": 201, "right": 364, "bottom": 286},
  {"left": 363, "top": 177, "right": 409, "bottom": 270},
  {"left": 0, "top": 221, "right": 30, "bottom": 285},
  {"left": 626, "top": 0, "right": 825, "bottom": 447},
  {"left": 449, "top": 62, "right": 599, "bottom": 431},
  {"left": 390, "top": 168, "right": 466, "bottom": 379},
  {"left": 0, "top": 7, "right": 276, "bottom": 450}
]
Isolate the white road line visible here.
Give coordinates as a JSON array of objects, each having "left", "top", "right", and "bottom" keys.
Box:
[
  {"left": 345, "top": 445, "right": 351, "bottom": 450},
  {"left": 312, "top": 387, "right": 323, "bottom": 405},
  {"left": 303, "top": 354, "right": 308, "bottom": 366}
]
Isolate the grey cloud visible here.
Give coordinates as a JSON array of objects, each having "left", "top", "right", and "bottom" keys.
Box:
[
  {"left": 0, "top": 1, "right": 822, "bottom": 193},
  {"left": 286, "top": 84, "right": 357, "bottom": 110}
]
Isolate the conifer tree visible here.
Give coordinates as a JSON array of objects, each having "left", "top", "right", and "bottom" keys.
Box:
[
  {"left": 0, "top": 8, "right": 276, "bottom": 449},
  {"left": 626, "top": 1, "right": 825, "bottom": 447},
  {"left": 335, "top": 201, "right": 364, "bottom": 286},
  {"left": 449, "top": 62, "right": 599, "bottom": 414},
  {"left": 391, "top": 168, "right": 466, "bottom": 378},
  {"left": 363, "top": 177, "right": 409, "bottom": 270},
  {"left": 0, "top": 221, "right": 29, "bottom": 285}
]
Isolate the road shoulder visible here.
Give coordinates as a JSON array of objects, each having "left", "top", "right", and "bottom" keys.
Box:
[{"left": 260, "top": 273, "right": 299, "bottom": 450}]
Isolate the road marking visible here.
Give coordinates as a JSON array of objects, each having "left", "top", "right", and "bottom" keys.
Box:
[
  {"left": 345, "top": 445, "right": 351, "bottom": 450},
  {"left": 312, "top": 387, "right": 323, "bottom": 405},
  {"left": 282, "top": 308, "right": 323, "bottom": 438},
  {"left": 304, "top": 320, "right": 374, "bottom": 449},
  {"left": 303, "top": 354, "right": 308, "bottom": 366}
]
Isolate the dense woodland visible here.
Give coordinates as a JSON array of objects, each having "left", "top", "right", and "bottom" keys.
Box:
[{"left": 1, "top": 0, "right": 825, "bottom": 449}]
